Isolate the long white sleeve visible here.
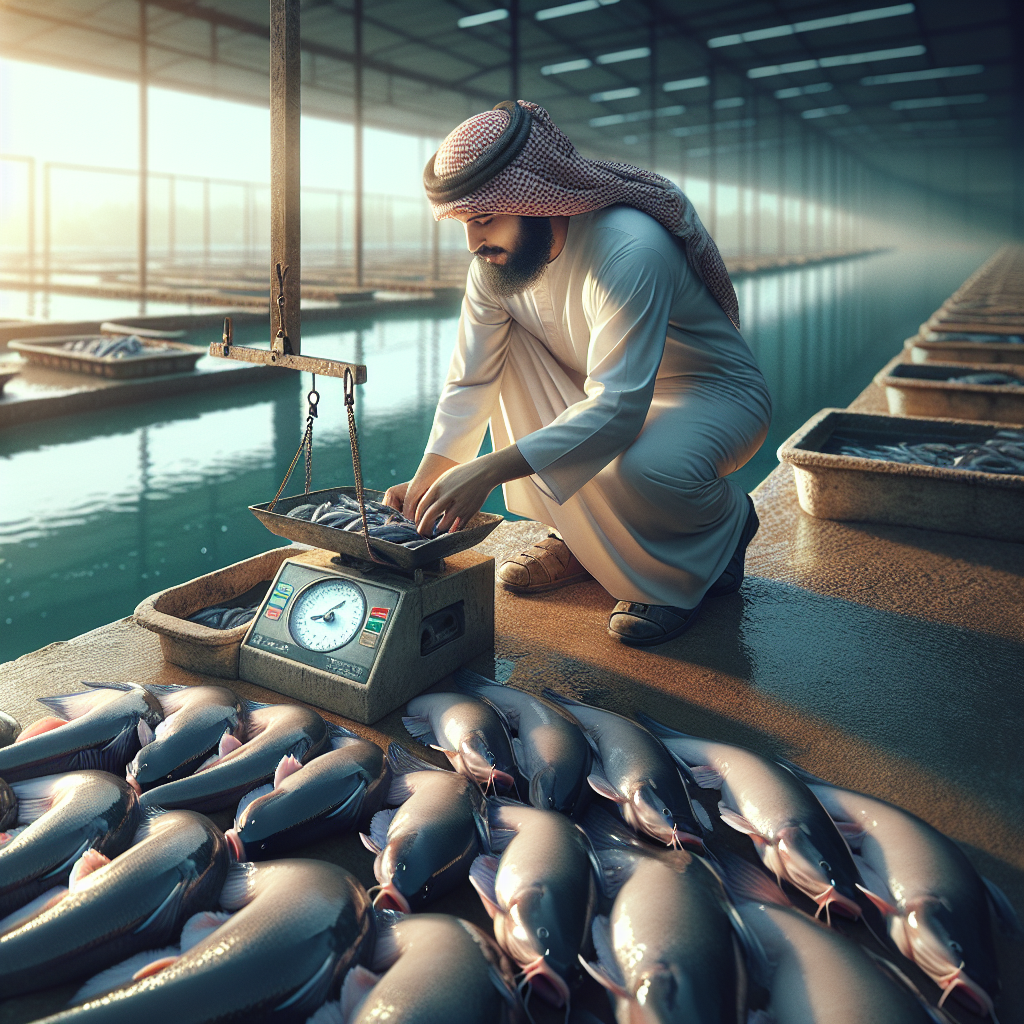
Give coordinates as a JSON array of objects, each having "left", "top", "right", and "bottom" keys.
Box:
[{"left": 516, "top": 244, "right": 674, "bottom": 503}]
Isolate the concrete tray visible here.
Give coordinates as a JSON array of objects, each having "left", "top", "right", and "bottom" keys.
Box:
[
  {"left": 875, "top": 355, "right": 1024, "bottom": 424},
  {"left": 903, "top": 334, "right": 1024, "bottom": 366},
  {"left": 0, "top": 365, "right": 19, "bottom": 394},
  {"left": 251, "top": 486, "right": 503, "bottom": 570},
  {"left": 8, "top": 335, "right": 204, "bottom": 378},
  {"left": 777, "top": 408, "right": 1024, "bottom": 542},
  {"left": 133, "top": 546, "right": 298, "bottom": 678}
]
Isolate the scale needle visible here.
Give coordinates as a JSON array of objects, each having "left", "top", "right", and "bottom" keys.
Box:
[{"left": 311, "top": 599, "right": 350, "bottom": 623}]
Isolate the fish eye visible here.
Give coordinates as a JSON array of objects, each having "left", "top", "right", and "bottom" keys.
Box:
[
  {"left": 395, "top": 861, "right": 406, "bottom": 874},
  {"left": 663, "top": 808, "right": 670, "bottom": 816},
  {"left": 948, "top": 940, "right": 962, "bottom": 955},
  {"left": 537, "top": 926, "right": 549, "bottom": 939},
  {"left": 819, "top": 860, "right": 831, "bottom": 873}
]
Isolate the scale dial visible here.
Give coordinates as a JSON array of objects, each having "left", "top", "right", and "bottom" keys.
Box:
[{"left": 288, "top": 577, "right": 367, "bottom": 652}]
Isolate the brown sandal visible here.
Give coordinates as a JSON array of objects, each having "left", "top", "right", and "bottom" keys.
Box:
[{"left": 497, "top": 534, "right": 591, "bottom": 594}]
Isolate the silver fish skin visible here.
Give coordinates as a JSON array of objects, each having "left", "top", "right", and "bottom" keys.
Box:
[
  {"left": 0, "top": 771, "right": 140, "bottom": 919},
  {"left": 127, "top": 685, "right": 247, "bottom": 790},
  {"left": 320, "top": 912, "right": 524, "bottom": 1024},
  {"left": 0, "top": 710, "right": 20, "bottom": 748},
  {"left": 580, "top": 809, "right": 746, "bottom": 1024},
  {"left": 0, "top": 778, "right": 15, "bottom": 831},
  {"left": 0, "top": 808, "right": 229, "bottom": 998},
  {"left": 227, "top": 728, "right": 390, "bottom": 860},
  {"left": 809, "top": 781, "right": 1020, "bottom": 1018},
  {"left": 404, "top": 692, "right": 517, "bottom": 791},
  {"left": 730, "top": 864, "right": 948, "bottom": 1024},
  {"left": 40, "top": 859, "right": 374, "bottom": 1024},
  {"left": 542, "top": 690, "right": 707, "bottom": 850},
  {"left": 638, "top": 714, "right": 866, "bottom": 923},
  {"left": 471, "top": 799, "right": 598, "bottom": 1009},
  {"left": 139, "top": 703, "right": 328, "bottom": 814},
  {"left": 0, "top": 683, "right": 165, "bottom": 783},
  {"left": 360, "top": 744, "right": 489, "bottom": 913},
  {"left": 455, "top": 669, "right": 593, "bottom": 815}
]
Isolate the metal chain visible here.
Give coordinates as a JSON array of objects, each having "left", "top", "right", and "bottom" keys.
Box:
[
  {"left": 268, "top": 376, "right": 318, "bottom": 512},
  {"left": 344, "top": 367, "right": 384, "bottom": 564}
]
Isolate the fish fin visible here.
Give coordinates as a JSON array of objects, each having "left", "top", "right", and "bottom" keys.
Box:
[
  {"left": 855, "top": 881, "right": 898, "bottom": 917},
  {"left": 541, "top": 687, "right": 582, "bottom": 708},
  {"left": 0, "top": 885, "right": 67, "bottom": 934},
  {"left": 132, "top": 955, "right": 179, "bottom": 981},
  {"left": 367, "top": 807, "right": 399, "bottom": 855},
  {"left": 338, "top": 965, "right": 381, "bottom": 1023},
  {"left": 581, "top": 807, "right": 644, "bottom": 897},
  {"left": 575, "top": 823, "right": 611, "bottom": 899},
  {"left": 219, "top": 860, "right": 258, "bottom": 910},
  {"left": 15, "top": 716, "right": 67, "bottom": 741},
  {"left": 469, "top": 854, "right": 502, "bottom": 919},
  {"left": 100, "top": 724, "right": 140, "bottom": 767},
  {"left": 982, "top": 876, "right": 1024, "bottom": 939},
  {"left": 179, "top": 910, "right": 233, "bottom": 951},
  {"left": 234, "top": 783, "right": 274, "bottom": 826},
  {"left": 834, "top": 821, "right": 866, "bottom": 849},
  {"left": 584, "top": 915, "right": 629, "bottom": 996},
  {"left": 142, "top": 683, "right": 189, "bottom": 715},
  {"left": 70, "top": 946, "right": 180, "bottom": 1005},
  {"left": 134, "top": 879, "right": 187, "bottom": 936},
  {"left": 219, "top": 730, "right": 244, "bottom": 758},
  {"left": 275, "top": 952, "right": 337, "bottom": 1014},
  {"left": 326, "top": 780, "right": 367, "bottom": 821},
  {"left": 0, "top": 825, "right": 27, "bottom": 847},
  {"left": 851, "top": 855, "right": 896, "bottom": 909},
  {"left": 689, "top": 764, "right": 725, "bottom": 790},
  {"left": 401, "top": 714, "right": 438, "bottom": 746},
  {"left": 359, "top": 832, "right": 381, "bottom": 855},
  {"left": 691, "top": 797, "right": 714, "bottom": 832},
  {"left": 721, "top": 853, "right": 793, "bottom": 908},
  {"left": 36, "top": 689, "right": 114, "bottom": 721},
  {"left": 719, "top": 804, "right": 761, "bottom": 836},
  {"left": 634, "top": 710, "right": 695, "bottom": 740},
  {"left": 484, "top": 797, "right": 522, "bottom": 852},
  {"left": 510, "top": 736, "right": 528, "bottom": 772},
  {"left": 131, "top": 805, "right": 169, "bottom": 846},
  {"left": 453, "top": 666, "right": 504, "bottom": 690},
  {"left": 369, "top": 911, "right": 404, "bottom": 972},
  {"left": 137, "top": 719, "right": 156, "bottom": 747},
  {"left": 327, "top": 722, "right": 361, "bottom": 749},
  {"left": 10, "top": 775, "right": 65, "bottom": 822},
  {"left": 386, "top": 741, "right": 443, "bottom": 777},
  {"left": 274, "top": 753, "right": 304, "bottom": 789},
  {"left": 587, "top": 761, "right": 626, "bottom": 804},
  {"left": 68, "top": 849, "right": 111, "bottom": 890},
  {"left": 81, "top": 681, "right": 136, "bottom": 692}
]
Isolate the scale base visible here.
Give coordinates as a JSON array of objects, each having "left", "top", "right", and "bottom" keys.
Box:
[{"left": 238, "top": 547, "right": 494, "bottom": 724}]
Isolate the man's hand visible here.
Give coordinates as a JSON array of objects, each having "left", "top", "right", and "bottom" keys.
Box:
[
  {"left": 414, "top": 445, "right": 532, "bottom": 537},
  {"left": 383, "top": 454, "right": 458, "bottom": 516}
]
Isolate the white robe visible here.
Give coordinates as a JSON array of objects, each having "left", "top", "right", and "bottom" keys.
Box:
[{"left": 425, "top": 205, "right": 772, "bottom": 608}]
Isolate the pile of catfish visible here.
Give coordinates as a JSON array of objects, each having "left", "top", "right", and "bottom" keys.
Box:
[{"left": 0, "top": 671, "right": 1018, "bottom": 1024}]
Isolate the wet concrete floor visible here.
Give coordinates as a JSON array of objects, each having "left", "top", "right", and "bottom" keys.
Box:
[{"left": 0, "top": 371, "right": 1021, "bottom": 1023}]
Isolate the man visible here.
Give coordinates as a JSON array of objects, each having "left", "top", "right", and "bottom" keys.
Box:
[{"left": 384, "top": 100, "right": 771, "bottom": 647}]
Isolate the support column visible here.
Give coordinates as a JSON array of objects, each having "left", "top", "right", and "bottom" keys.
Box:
[
  {"left": 509, "top": 0, "right": 520, "bottom": 99},
  {"left": 353, "top": 0, "right": 364, "bottom": 288},
  {"left": 270, "top": 0, "right": 302, "bottom": 352},
  {"left": 708, "top": 65, "right": 717, "bottom": 238},
  {"left": 777, "top": 111, "right": 786, "bottom": 256},
  {"left": 647, "top": 14, "right": 657, "bottom": 171},
  {"left": 138, "top": 0, "right": 148, "bottom": 314}
]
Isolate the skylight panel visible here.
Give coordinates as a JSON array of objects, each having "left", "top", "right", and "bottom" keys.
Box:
[
  {"left": 891, "top": 93, "right": 986, "bottom": 110},
  {"left": 596, "top": 47, "right": 650, "bottom": 65},
  {"left": 708, "top": 4, "right": 914, "bottom": 48},
  {"left": 861, "top": 65, "right": 983, "bottom": 85},
  {"left": 541, "top": 58, "right": 593, "bottom": 75},
  {"left": 590, "top": 87, "right": 642, "bottom": 102},
  {"left": 801, "top": 104, "right": 852, "bottom": 118},
  {"left": 670, "top": 118, "right": 756, "bottom": 137},
  {"left": 663, "top": 76, "right": 710, "bottom": 92},
  {"left": 457, "top": 8, "right": 508, "bottom": 28},
  {"left": 589, "top": 105, "right": 686, "bottom": 127},
  {"left": 535, "top": 0, "right": 619, "bottom": 21},
  {"left": 713, "top": 97, "right": 745, "bottom": 109},
  {"left": 774, "top": 82, "right": 833, "bottom": 98},
  {"left": 748, "top": 45, "right": 925, "bottom": 78}
]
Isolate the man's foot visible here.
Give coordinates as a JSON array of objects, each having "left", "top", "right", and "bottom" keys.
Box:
[
  {"left": 607, "top": 600, "right": 704, "bottom": 647},
  {"left": 706, "top": 495, "right": 760, "bottom": 598},
  {"left": 497, "top": 534, "right": 592, "bottom": 594}
]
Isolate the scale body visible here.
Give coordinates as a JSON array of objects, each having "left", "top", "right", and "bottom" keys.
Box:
[{"left": 238, "top": 546, "right": 494, "bottom": 724}]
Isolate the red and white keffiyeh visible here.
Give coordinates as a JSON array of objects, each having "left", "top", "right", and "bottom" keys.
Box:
[{"left": 426, "top": 100, "right": 740, "bottom": 330}]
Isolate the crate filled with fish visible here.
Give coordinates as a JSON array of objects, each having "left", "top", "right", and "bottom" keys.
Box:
[
  {"left": 250, "top": 486, "right": 503, "bottom": 569},
  {"left": 133, "top": 546, "right": 301, "bottom": 678},
  {"left": 874, "top": 355, "right": 1024, "bottom": 424},
  {"left": 905, "top": 327, "right": 1024, "bottom": 366},
  {"left": 8, "top": 332, "right": 203, "bottom": 379},
  {"left": 0, "top": 671, "right": 1017, "bottom": 1023},
  {"left": 777, "top": 409, "right": 1024, "bottom": 542}
]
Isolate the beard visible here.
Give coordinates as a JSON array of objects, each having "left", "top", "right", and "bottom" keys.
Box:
[{"left": 476, "top": 216, "right": 554, "bottom": 298}]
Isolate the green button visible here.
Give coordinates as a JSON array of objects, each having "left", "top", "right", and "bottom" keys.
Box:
[{"left": 363, "top": 618, "right": 383, "bottom": 633}]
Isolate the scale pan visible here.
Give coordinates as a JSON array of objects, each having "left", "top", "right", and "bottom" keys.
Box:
[{"left": 250, "top": 486, "right": 503, "bottom": 569}]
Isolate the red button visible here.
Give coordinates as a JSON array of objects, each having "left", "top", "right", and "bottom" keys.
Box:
[
  {"left": 369, "top": 607, "right": 390, "bottom": 620},
  {"left": 264, "top": 607, "right": 281, "bottom": 620}
]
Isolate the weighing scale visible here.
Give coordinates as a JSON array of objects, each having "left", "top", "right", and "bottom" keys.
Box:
[{"left": 211, "top": 319, "right": 502, "bottom": 725}]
